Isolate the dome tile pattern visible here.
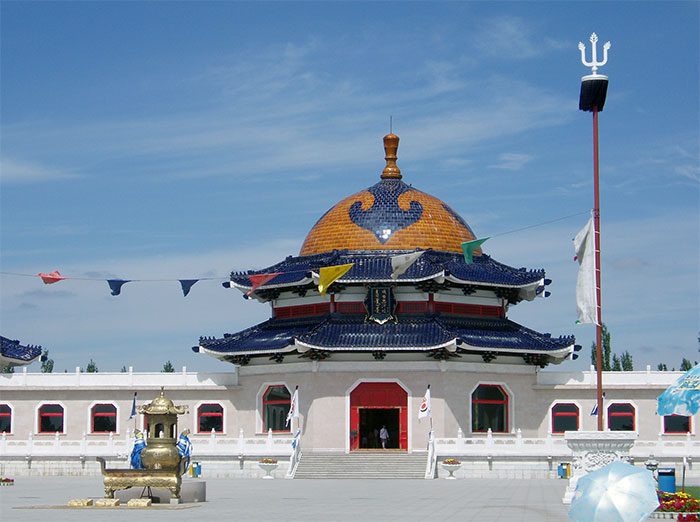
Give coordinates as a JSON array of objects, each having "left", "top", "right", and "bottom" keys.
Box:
[
  {"left": 300, "top": 134, "right": 479, "bottom": 256},
  {"left": 300, "top": 179, "right": 478, "bottom": 255}
]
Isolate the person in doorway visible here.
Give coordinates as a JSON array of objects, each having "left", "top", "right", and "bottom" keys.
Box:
[{"left": 379, "top": 425, "right": 389, "bottom": 449}]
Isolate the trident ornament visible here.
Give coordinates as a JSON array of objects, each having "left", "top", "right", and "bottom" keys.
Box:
[{"left": 578, "top": 33, "right": 611, "bottom": 75}]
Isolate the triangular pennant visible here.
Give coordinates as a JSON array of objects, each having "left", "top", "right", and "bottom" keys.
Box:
[
  {"left": 390, "top": 251, "right": 424, "bottom": 279},
  {"left": 318, "top": 263, "right": 354, "bottom": 295},
  {"left": 461, "top": 237, "right": 489, "bottom": 264},
  {"left": 247, "top": 272, "right": 282, "bottom": 296},
  {"left": 107, "top": 279, "right": 130, "bottom": 296},
  {"left": 38, "top": 270, "right": 65, "bottom": 284},
  {"left": 179, "top": 279, "right": 199, "bottom": 297}
]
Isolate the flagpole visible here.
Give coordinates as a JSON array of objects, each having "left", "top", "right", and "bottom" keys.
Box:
[
  {"left": 578, "top": 33, "right": 610, "bottom": 432},
  {"left": 593, "top": 105, "right": 604, "bottom": 432}
]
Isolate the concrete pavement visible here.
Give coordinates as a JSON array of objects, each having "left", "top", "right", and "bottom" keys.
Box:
[{"left": 1, "top": 476, "right": 571, "bottom": 521}]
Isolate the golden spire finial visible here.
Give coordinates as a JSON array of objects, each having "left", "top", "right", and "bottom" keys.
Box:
[{"left": 380, "top": 133, "right": 402, "bottom": 179}]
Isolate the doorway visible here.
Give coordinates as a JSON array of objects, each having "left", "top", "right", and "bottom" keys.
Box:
[
  {"left": 359, "top": 408, "right": 400, "bottom": 449},
  {"left": 349, "top": 381, "right": 408, "bottom": 451}
]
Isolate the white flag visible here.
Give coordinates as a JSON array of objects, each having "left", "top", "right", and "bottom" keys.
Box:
[
  {"left": 573, "top": 217, "right": 598, "bottom": 325},
  {"left": 418, "top": 386, "right": 432, "bottom": 420},
  {"left": 286, "top": 387, "right": 299, "bottom": 427},
  {"left": 391, "top": 251, "right": 424, "bottom": 279}
]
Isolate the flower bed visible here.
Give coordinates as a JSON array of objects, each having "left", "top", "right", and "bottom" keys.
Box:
[
  {"left": 443, "top": 458, "right": 461, "bottom": 465},
  {"left": 0, "top": 478, "right": 14, "bottom": 486},
  {"left": 652, "top": 491, "right": 700, "bottom": 520},
  {"left": 259, "top": 458, "right": 278, "bottom": 464}
]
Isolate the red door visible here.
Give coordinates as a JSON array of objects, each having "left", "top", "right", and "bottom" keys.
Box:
[{"left": 350, "top": 382, "right": 408, "bottom": 451}]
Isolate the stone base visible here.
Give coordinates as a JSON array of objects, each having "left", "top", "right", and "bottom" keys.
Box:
[
  {"left": 95, "top": 498, "right": 120, "bottom": 507},
  {"left": 562, "top": 431, "right": 637, "bottom": 504},
  {"left": 127, "top": 498, "right": 152, "bottom": 508},
  {"left": 115, "top": 479, "right": 206, "bottom": 503},
  {"left": 68, "top": 498, "right": 93, "bottom": 507}
]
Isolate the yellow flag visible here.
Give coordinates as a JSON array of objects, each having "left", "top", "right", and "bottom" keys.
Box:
[{"left": 318, "top": 263, "right": 354, "bottom": 295}]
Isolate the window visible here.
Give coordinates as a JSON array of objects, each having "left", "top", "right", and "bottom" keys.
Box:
[
  {"left": 198, "top": 403, "right": 224, "bottom": 433},
  {"left": 472, "top": 384, "right": 508, "bottom": 433},
  {"left": 91, "top": 404, "right": 117, "bottom": 433},
  {"left": 664, "top": 415, "right": 691, "bottom": 434},
  {"left": 38, "top": 404, "right": 64, "bottom": 433},
  {"left": 0, "top": 404, "right": 11, "bottom": 433},
  {"left": 263, "top": 385, "right": 291, "bottom": 432},
  {"left": 551, "top": 403, "right": 579, "bottom": 434},
  {"left": 607, "top": 403, "right": 635, "bottom": 431}
]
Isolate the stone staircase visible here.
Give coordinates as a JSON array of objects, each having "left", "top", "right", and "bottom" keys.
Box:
[{"left": 293, "top": 451, "right": 427, "bottom": 479}]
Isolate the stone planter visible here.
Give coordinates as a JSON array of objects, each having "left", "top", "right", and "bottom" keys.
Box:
[
  {"left": 562, "top": 431, "right": 637, "bottom": 504},
  {"left": 441, "top": 463, "right": 461, "bottom": 480},
  {"left": 258, "top": 462, "right": 279, "bottom": 479}
]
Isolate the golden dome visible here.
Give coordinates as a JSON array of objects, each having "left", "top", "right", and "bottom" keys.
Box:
[{"left": 299, "top": 134, "right": 478, "bottom": 256}]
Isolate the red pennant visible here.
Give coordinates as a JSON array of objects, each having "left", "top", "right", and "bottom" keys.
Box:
[
  {"left": 38, "top": 270, "right": 65, "bottom": 284},
  {"left": 247, "top": 273, "right": 282, "bottom": 296}
]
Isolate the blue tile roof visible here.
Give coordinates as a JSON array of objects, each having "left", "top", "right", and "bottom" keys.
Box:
[
  {"left": 0, "top": 335, "right": 42, "bottom": 363},
  {"left": 229, "top": 250, "right": 545, "bottom": 291},
  {"left": 197, "top": 314, "right": 573, "bottom": 358}
]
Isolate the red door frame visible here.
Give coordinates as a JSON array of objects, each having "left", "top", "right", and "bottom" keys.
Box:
[{"left": 349, "top": 382, "right": 408, "bottom": 451}]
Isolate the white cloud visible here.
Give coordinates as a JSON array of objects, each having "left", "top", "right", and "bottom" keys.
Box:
[
  {"left": 489, "top": 152, "right": 534, "bottom": 171},
  {"left": 472, "top": 16, "right": 567, "bottom": 60},
  {"left": 0, "top": 157, "right": 78, "bottom": 184}
]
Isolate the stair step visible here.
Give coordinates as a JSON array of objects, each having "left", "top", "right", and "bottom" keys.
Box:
[{"left": 293, "top": 452, "right": 426, "bottom": 479}]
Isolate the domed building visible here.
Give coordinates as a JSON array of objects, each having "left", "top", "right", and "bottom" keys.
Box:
[
  {"left": 194, "top": 133, "right": 577, "bottom": 455},
  {"left": 0, "top": 135, "right": 694, "bottom": 482}
]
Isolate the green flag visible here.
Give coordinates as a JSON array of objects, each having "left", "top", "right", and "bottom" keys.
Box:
[{"left": 461, "top": 237, "right": 489, "bottom": 264}]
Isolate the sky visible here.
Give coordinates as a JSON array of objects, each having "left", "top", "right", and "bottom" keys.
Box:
[{"left": 1, "top": 1, "right": 698, "bottom": 374}]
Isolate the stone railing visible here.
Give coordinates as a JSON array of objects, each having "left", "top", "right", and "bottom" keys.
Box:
[
  {"left": 286, "top": 429, "right": 302, "bottom": 478},
  {"left": 434, "top": 428, "right": 700, "bottom": 461},
  {"left": 0, "top": 428, "right": 294, "bottom": 461}
]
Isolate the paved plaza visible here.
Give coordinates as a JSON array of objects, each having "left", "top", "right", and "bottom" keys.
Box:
[{"left": 1, "top": 476, "right": 571, "bottom": 521}]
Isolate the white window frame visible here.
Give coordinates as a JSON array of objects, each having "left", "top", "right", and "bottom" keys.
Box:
[
  {"left": 256, "top": 381, "right": 292, "bottom": 434},
  {"left": 468, "top": 381, "right": 514, "bottom": 435},
  {"left": 605, "top": 400, "right": 638, "bottom": 433},
  {"left": 35, "top": 401, "right": 67, "bottom": 435},
  {"left": 0, "top": 402, "right": 13, "bottom": 435},
  {"left": 548, "top": 400, "right": 582, "bottom": 435},
  {"left": 660, "top": 414, "right": 694, "bottom": 435},
  {"left": 194, "top": 401, "right": 227, "bottom": 435},
  {"left": 87, "top": 401, "right": 120, "bottom": 435}
]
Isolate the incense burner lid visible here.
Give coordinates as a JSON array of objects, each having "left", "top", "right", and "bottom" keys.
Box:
[{"left": 137, "top": 389, "right": 188, "bottom": 416}]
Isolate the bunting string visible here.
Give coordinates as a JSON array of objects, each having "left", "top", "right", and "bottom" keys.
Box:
[{"left": 1, "top": 209, "right": 590, "bottom": 296}]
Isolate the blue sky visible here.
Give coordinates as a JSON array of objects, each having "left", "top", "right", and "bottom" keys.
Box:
[{"left": 1, "top": 2, "right": 698, "bottom": 373}]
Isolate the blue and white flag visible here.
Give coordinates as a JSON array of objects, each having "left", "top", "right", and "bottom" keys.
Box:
[
  {"left": 176, "top": 432, "right": 192, "bottom": 459},
  {"left": 286, "top": 386, "right": 299, "bottom": 427},
  {"left": 590, "top": 403, "right": 598, "bottom": 416},
  {"left": 128, "top": 392, "right": 137, "bottom": 420}
]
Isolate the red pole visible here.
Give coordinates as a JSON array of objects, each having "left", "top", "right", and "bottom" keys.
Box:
[{"left": 593, "top": 106, "right": 604, "bottom": 431}]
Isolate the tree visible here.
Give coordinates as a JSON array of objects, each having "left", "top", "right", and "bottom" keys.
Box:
[
  {"left": 1, "top": 365, "right": 14, "bottom": 373},
  {"left": 680, "top": 358, "right": 693, "bottom": 371},
  {"left": 41, "top": 350, "right": 54, "bottom": 373},
  {"left": 85, "top": 359, "right": 98, "bottom": 373},
  {"left": 590, "top": 324, "right": 612, "bottom": 371},
  {"left": 161, "top": 361, "right": 175, "bottom": 373},
  {"left": 120, "top": 366, "right": 127, "bottom": 373},
  {"left": 657, "top": 363, "right": 668, "bottom": 371},
  {"left": 620, "top": 351, "right": 634, "bottom": 371},
  {"left": 611, "top": 354, "right": 622, "bottom": 371}
]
